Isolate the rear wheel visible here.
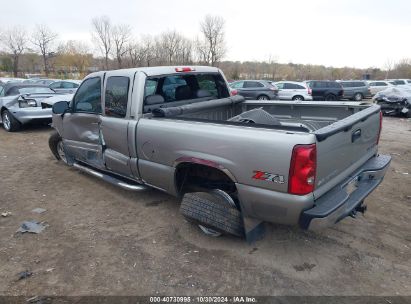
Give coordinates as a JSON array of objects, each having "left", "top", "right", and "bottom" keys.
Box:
[
  {"left": 257, "top": 95, "right": 269, "bottom": 100},
  {"left": 353, "top": 93, "right": 363, "bottom": 101},
  {"left": 1, "top": 110, "right": 21, "bottom": 132},
  {"left": 324, "top": 94, "right": 337, "bottom": 101},
  {"left": 180, "top": 189, "right": 244, "bottom": 238},
  {"left": 292, "top": 95, "right": 304, "bottom": 101}
]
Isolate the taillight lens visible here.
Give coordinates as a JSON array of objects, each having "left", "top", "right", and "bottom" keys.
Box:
[
  {"left": 376, "top": 111, "right": 382, "bottom": 145},
  {"left": 288, "top": 144, "right": 317, "bottom": 195},
  {"left": 308, "top": 88, "right": 312, "bottom": 95},
  {"left": 230, "top": 89, "right": 238, "bottom": 96}
]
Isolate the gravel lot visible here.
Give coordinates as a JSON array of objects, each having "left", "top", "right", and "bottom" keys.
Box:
[{"left": 0, "top": 117, "right": 410, "bottom": 296}]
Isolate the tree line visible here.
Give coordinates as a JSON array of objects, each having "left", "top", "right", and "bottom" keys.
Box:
[{"left": 1, "top": 15, "right": 411, "bottom": 81}]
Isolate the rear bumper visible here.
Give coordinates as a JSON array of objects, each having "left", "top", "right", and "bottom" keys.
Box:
[
  {"left": 299, "top": 154, "right": 391, "bottom": 230},
  {"left": 10, "top": 108, "right": 52, "bottom": 124}
]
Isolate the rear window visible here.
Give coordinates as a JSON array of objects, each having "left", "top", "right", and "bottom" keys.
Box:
[
  {"left": 143, "top": 73, "right": 229, "bottom": 113},
  {"left": 10, "top": 87, "right": 54, "bottom": 95}
]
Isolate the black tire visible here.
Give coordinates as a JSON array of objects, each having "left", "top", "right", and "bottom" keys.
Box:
[
  {"left": 49, "top": 130, "right": 65, "bottom": 162},
  {"left": 1, "top": 109, "right": 21, "bottom": 132},
  {"left": 324, "top": 94, "right": 337, "bottom": 101},
  {"left": 292, "top": 95, "right": 304, "bottom": 101},
  {"left": 353, "top": 93, "right": 363, "bottom": 101},
  {"left": 180, "top": 191, "right": 244, "bottom": 237},
  {"left": 257, "top": 95, "right": 269, "bottom": 100}
]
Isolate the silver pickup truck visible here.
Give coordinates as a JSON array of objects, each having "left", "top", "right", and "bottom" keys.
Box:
[{"left": 49, "top": 66, "right": 391, "bottom": 240}]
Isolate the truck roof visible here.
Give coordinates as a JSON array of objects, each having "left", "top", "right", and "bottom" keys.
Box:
[{"left": 86, "top": 66, "right": 221, "bottom": 79}]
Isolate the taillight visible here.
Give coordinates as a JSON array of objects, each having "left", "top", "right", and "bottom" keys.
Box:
[
  {"left": 376, "top": 111, "right": 382, "bottom": 145},
  {"left": 230, "top": 89, "right": 238, "bottom": 96},
  {"left": 175, "top": 67, "right": 195, "bottom": 72},
  {"left": 307, "top": 88, "right": 312, "bottom": 95},
  {"left": 288, "top": 144, "right": 317, "bottom": 195}
]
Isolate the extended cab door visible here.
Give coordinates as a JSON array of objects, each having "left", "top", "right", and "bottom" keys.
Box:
[
  {"left": 62, "top": 75, "right": 104, "bottom": 168},
  {"left": 100, "top": 71, "right": 139, "bottom": 179}
]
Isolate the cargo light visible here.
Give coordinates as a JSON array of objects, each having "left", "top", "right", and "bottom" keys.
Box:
[
  {"left": 175, "top": 67, "right": 195, "bottom": 72},
  {"left": 288, "top": 144, "right": 317, "bottom": 195}
]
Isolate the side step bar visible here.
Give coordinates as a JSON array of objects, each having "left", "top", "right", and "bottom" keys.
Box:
[{"left": 73, "top": 163, "right": 147, "bottom": 191}]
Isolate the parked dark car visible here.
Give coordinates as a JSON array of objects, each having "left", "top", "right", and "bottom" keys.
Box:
[
  {"left": 229, "top": 80, "right": 278, "bottom": 100},
  {"left": 305, "top": 80, "right": 344, "bottom": 101},
  {"left": 338, "top": 80, "right": 371, "bottom": 101}
]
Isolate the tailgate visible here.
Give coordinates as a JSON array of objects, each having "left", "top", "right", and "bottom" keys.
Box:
[{"left": 313, "top": 105, "right": 381, "bottom": 199}]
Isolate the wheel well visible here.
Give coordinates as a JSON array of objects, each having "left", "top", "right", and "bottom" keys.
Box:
[
  {"left": 175, "top": 163, "right": 237, "bottom": 197},
  {"left": 1, "top": 107, "right": 6, "bottom": 114},
  {"left": 292, "top": 95, "right": 304, "bottom": 100},
  {"left": 257, "top": 94, "right": 269, "bottom": 99}
]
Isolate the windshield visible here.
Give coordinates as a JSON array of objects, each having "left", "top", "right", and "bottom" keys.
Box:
[{"left": 18, "top": 87, "right": 55, "bottom": 94}]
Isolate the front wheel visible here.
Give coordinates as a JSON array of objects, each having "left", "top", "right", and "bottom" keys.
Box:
[
  {"left": 1, "top": 110, "right": 21, "bottom": 132},
  {"left": 49, "top": 130, "right": 68, "bottom": 164}
]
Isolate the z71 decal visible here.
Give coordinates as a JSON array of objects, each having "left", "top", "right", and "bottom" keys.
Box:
[{"left": 252, "top": 171, "right": 285, "bottom": 184}]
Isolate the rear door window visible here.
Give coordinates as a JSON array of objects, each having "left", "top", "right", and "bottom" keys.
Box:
[
  {"left": 104, "top": 76, "right": 130, "bottom": 118},
  {"left": 230, "top": 81, "right": 244, "bottom": 89},
  {"left": 244, "top": 81, "right": 264, "bottom": 88}
]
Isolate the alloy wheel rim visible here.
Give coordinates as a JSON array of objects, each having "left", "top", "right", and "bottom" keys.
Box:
[
  {"left": 2, "top": 113, "right": 10, "bottom": 130},
  {"left": 57, "top": 141, "right": 67, "bottom": 163}
]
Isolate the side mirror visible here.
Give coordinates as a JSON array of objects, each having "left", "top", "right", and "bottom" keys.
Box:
[{"left": 52, "top": 101, "right": 69, "bottom": 115}]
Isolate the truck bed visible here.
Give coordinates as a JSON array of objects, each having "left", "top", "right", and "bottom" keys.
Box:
[{"left": 146, "top": 97, "right": 381, "bottom": 202}]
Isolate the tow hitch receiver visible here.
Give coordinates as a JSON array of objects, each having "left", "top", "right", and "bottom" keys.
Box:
[{"left": 350, "top": 203, "right": 367, "bottom": 218}]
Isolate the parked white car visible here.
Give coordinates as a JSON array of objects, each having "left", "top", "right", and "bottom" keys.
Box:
[
  {"left": 385, "top": 79, "right": 411, "bottom": 87},
  {"left": 274, "top": 81, "right": 313, "bottom": 101},
  {"left": 49, "top": 80, "right": 81, "bottom": 94},
  {"left": 367, "top": 80, "right": 394, "bottom": 95}
]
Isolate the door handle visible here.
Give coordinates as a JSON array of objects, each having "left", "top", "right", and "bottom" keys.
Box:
[{"left": 352, "top": 129, "right": 361, "bottom": 142}]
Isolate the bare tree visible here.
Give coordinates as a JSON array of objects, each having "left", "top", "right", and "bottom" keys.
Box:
[
  {"left": 1, "top": 26, "right": 27, "bottom": 77},
  {"left": 56, "top": 40, "right": 92, "bottom": 75},
  {"left": 142, "top": 35, "right": 158, "bottom": 66},
  {"left": 199, "top": 15, "right": 226, "bottom": 66},
  {"left": 112, "top": 24, "right": 132, "bottom": 68},
  {"left": 31, "top": 24, "right": 58, "bottom": 76},
  {"left": 160, "top": 30, "right": 182, "bottom": 64},
  {"left": 91, "top": 16, "right": 112, "bottom": 69},
  {"left": 384, "top": 58, "right": 394, "bottom": 79}
]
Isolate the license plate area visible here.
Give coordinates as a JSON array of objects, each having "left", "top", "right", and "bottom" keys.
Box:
[{"left": 346, "top": 176, "right": 359, "bottom": 195}]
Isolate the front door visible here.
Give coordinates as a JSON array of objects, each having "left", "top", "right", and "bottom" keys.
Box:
[{"left": 62, "top": 75, "right": 104, "bottom": 168}]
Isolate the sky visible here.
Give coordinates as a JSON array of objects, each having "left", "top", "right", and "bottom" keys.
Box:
[{"left": 2, "top": 0, "right": 411, "bottom": 69}]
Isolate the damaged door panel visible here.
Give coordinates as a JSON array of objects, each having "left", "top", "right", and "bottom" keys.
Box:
[{"left": 62, "top": 75, "right": 104, "bottom": 168}]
